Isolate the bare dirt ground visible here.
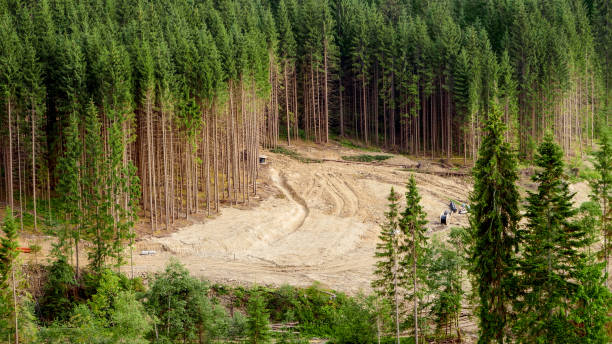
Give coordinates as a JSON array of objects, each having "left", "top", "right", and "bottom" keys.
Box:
[{"left": 122, "top": 142, "right": 473, "bottom": 293}]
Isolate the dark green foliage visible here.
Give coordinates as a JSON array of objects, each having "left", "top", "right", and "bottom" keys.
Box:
[
  {"left": 514, "top": 133, "right": 585, "bottom": 341},
  {"left": 590, "top": 126, "right": 612, "bottom": 276},
  {"left": 399, "top": 176, "right": 428, "bottom": 339},
  {"left": 0, "top": 209, "right": 19, "bottom": 338},
  {"left": 468, "top": 107, "right": 520, "bottom": 343},
  {"left": 342, "top": 155, "right": 392, "bottom": 162},
  {"left": 247, "top": 292, "right": 272, "bottom": 344},
  {"left": 39, "top": 258, "right": 77, "bottom": 323},
  {"left": 372, "top": 187, "right": 400, "bottom": 303},
  {"left": 0, "top": 208, "right": 18, "bottom": 283}
]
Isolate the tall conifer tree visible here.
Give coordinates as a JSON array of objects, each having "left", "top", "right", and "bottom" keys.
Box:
[
  {"left": 590, "top": 126, "right": 612, "bottom": 285},
  {"left": 399, "top": 176, "right": 428, "bottom": 344},
  {"left": 469, "top": 107, "right": 520, "bottom": 344},
  {"left": 514, "top": 133, "right": 591, "bottom": 342},
  {"left": 372, "top": 187, "right": 401, "bottom": 344}
]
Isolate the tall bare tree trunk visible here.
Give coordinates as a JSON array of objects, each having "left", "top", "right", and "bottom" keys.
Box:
[
  {"left": 7, "top": 100, "right": 13, "bottom": 215},
  {"left": 323, "top": 26, "right": 329, "bottom": 143},
  {"left": 413, "top": 226, "right": 419, "bottom": 344},
  {"left": 31, "top": 102, "right": 37, "bottom": 231},
  {"left": 285, "top": 62, "right": 291, "bottom": 146},
  {"left": 16, "top": 119, "right": 23, "bottom": 232}
]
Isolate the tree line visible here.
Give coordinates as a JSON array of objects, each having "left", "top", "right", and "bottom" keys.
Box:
[
  {"left": 372, "top": 109, "right": 611, "bottom": 343},
  {"left": 0, "top": 0, "right": 611, "bottom": 232}
]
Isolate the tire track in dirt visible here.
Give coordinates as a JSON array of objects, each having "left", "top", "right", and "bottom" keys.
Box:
[
  {"left": 322, "top": 172, "right": 346, "bottom": 216},
  {"left": 270, "top": 168, "right": 309, "bottom": 234}
]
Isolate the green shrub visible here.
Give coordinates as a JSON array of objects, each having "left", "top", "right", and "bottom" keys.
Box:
[
  {"left": 228, "top": 311, "right": 248, "bottom": 340},
  {"left": 39, "top": 269, "right": 151, "bottom": 344},
  {"left": 145, "top": 260, "right": 228, "bottom": 343},
  {"left": 338, "top": 139, "right": 381, "bottom": 152},
  {"left": 39, "top": 258, "right": 77, "bottom": 323},
  {"left": 341, "top": 154, "right": 392, "bottom": 162},
  {"left": 331, "top": 294, "right": 377, "bottom": 344}
]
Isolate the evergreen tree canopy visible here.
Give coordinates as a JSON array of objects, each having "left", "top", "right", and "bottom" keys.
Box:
[{"left": 469, "top": 106, "right": 520, "bottom": 344}]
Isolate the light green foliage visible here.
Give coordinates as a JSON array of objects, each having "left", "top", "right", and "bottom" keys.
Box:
[
  {"left": 331, "top": 294, "right": 378, "bottom": 344},
  {"left": 145, "top": 260, "right": 227, "bottom": 343},
  {"left": 40, "top": 269, "right": 151, "bottom": 344},
  {"left": 54, "top": 109, "right": 81, "bottom": 260},
  {"left": 228, "top": 311, "right": 248, "bottom": 340},
  {"left": 247, "top": 292, "right": 272, "bottom": 344},
  {"left": 341, "top": 154, "right": 392, "bottom": 162},
  {"left": 0, "top": 209, "right": 18, "bottom": 283},
  {"left": 372, "top": 188, "right": 401, "bottom": 342},
  {"left": 270, "top": 146, "right": 322, "bottom": 163},
  {"left": 424, "top": 236, "right": 464, "bottom": 338},
  {"left": 0, "top": 210, "right": 20, "bottom": 341}
]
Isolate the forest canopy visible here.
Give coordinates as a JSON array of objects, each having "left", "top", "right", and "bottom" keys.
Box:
[{"left": 0, "top": 0, "right": 610, "bottom": 229}]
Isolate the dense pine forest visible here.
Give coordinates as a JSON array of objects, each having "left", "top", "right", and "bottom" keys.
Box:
[
  {"left": 0, "top": 0, "right": 611, "bottom": 342},
  {"left": 0, "top": 0, "right": 611, "bottom": 230}
]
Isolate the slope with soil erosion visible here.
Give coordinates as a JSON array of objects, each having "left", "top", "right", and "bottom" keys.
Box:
[{"left": 128, "top": 142, "right": 474, "bottom": 293}]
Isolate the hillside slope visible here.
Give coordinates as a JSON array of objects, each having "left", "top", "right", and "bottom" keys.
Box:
[{"left": 126, "top": 143, "right": 473, "bottom": 293}]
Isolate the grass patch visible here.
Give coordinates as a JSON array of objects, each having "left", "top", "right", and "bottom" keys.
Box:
[
  {"left": 270, "top": 146, "right": 321, "bottom": 163},
  {"left": 341, "top": 154, "right": 392, "bottom": 162},
  {"left": 337, "top": 138, "right": 381, "bottom": 152}
]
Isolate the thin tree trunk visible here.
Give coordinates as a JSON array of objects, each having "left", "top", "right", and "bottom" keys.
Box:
[
  {"left": 323, "top": 27, "right": 329, "bottom": 143},
  {"left": 7, "top": 99, "right": 13, "bottom": 215},
  {"left": 413, "top": 226, "right": 419, "bottom": 344},
  {"left": 12, "top": 266, "right": 18, "bottom": 344},
  {"left": 16, "top": 120, "right": 23, "bottom": 231},
  {"left": 31, "top": 103, "right": 37, "bottom": 231}
]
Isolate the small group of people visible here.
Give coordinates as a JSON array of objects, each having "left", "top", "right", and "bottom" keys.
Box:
[{"left": 441, "top": 200, "right": 470, "bottom": 225}]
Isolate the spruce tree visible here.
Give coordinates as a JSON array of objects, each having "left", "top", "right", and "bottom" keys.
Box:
[
  {"left": 468, "top": 107, "right": 520, "bottom": 344},
  {"left": 0, "top": 14, "right": 21, "bottom": 215},
  {"left": 247, "top": 292, "right": 272, "bottom": 344},
  {"left": 0, "top": 208, "right": 18, "bottom": 284},
  {"left": 590, "top": 126, "right": 612, "bottom": 286},
  {"left": 371, "top": 187, "right": 401, "bottom": 343},
  {"left": 399, "top": 176, "right": 428, "bottom": 344},
  {"left": 0, "top": 209, "right": 19, "bottom": 342},
  {"left": 54, "top": 110, "right": 81, "bottom": 263},
  {"left": 514, "top": 133, "right": 590, "bottom": 342},
  {"left": 82, "top": 101, "right": 108, "bottom": 273}
]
